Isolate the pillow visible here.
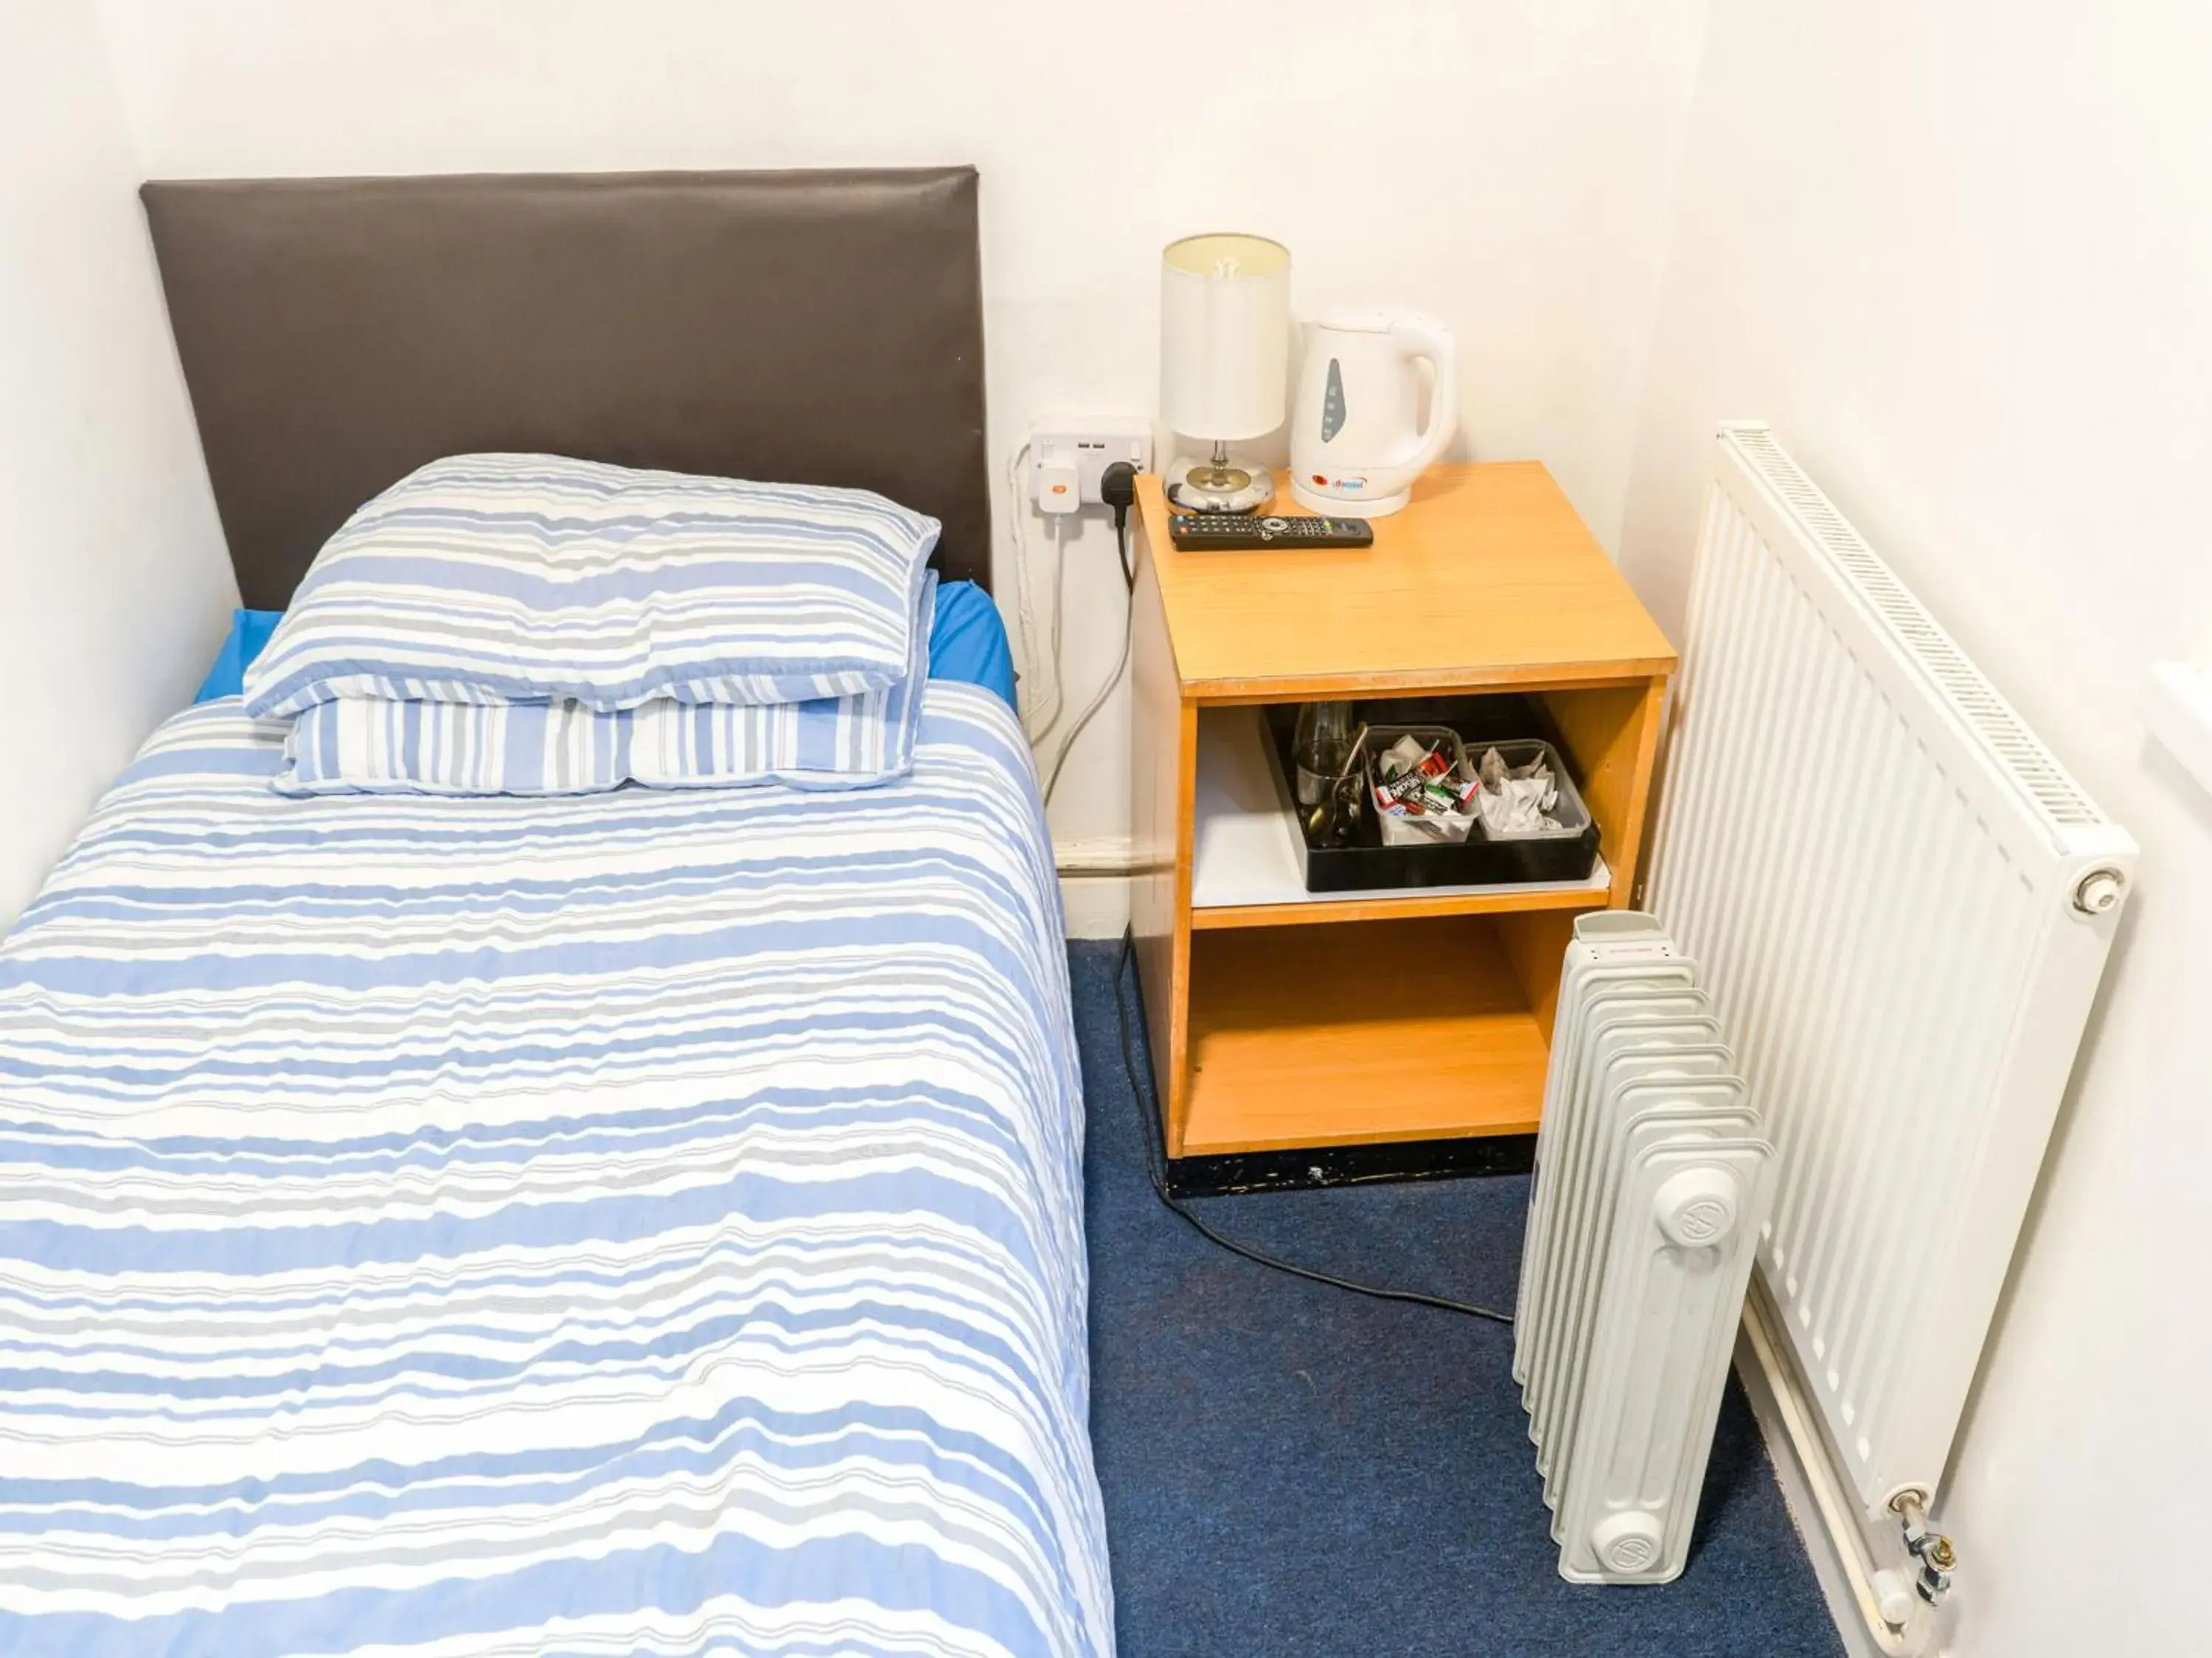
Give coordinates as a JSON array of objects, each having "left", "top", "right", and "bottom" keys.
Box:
[
  {"left": 274, "top": 578, "right": 936, "bottom": 797},
  {"left": 241, "top": 454, "right": 940, "bottom": 718},
  {"left": 194, "top": 585, "right": 1019, "bottom": 710}
]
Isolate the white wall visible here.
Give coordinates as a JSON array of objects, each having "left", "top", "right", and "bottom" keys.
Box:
[
  {"left": 92, "top": 0, "right": 1708, "bottom": 878},
  {"left": 0, "top": 0, "right": 234, "bottom": 929},
  {"left": 1619, "top": 4, "right": 2212, "bottom": 1654}
]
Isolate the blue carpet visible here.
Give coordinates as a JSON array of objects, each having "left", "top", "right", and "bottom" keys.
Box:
[{"left": 1071, "top": 939, "right": 1843, "bottom": 1658}]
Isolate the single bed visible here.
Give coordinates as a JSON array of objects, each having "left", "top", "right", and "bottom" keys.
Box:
[{"left": 0, "top": 170, "right": 1111, "bottom": 1658}]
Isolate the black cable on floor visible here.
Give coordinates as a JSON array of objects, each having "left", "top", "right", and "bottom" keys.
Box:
[{"left": 1110, "top": 929, "right": 1515, "bottom": 1325}]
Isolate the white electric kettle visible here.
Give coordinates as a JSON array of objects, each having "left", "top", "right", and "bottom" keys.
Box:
[{"left": 1290, "top": 305, "right": 1458, "bottom": 517}]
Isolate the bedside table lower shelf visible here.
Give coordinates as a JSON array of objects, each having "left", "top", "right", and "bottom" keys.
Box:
[{"left": 1178, "top": 915, "right": 1562, "bottom": 1157}]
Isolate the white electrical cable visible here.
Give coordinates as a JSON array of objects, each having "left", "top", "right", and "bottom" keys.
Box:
[
  {"left": 1007, "top": 442, "right": 1067, "bottom": 743},
  {"left": 1042, "top": 619, "right": 1130, "bottom": 806},
  {"left": 1040, "top": 552, "right": 1133, "bottom": 806},
  {"left": 1007, "top": 442, "right": 1040, "bottom": 732},
  {"left": 1043, "top": 516, "right": 1068, "bottom": 735}
]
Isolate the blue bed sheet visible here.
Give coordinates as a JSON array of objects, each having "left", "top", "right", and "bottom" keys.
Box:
[
  {"left": 926, "top": 578, "right": 1018, "bottom": 710},
  {"left": 192, "top": 607, "right": 284, "bottom": 703},
  {"left": 195, "top": 580, "right": 1018, "bottom": 710}
]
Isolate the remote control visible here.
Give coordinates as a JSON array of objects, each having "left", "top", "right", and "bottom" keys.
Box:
[{"left": 1169, "top": 512, "right": 1376, "bottom": 550}]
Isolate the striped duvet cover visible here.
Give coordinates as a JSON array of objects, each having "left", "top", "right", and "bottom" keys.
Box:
[{"left": 0, "top": 685, "right": 1110, "bottom": 1658}]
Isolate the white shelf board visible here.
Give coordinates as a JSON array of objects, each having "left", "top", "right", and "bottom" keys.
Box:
[{"left": 1189, "top": 704, "right": 1612, "bottom": 912}]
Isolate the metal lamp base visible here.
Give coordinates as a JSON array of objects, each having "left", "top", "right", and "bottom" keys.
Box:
[{"left": 1166, "top": 452, "right": 1275, "bottom": 514}]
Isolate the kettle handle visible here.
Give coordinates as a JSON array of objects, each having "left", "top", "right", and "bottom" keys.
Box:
[{"left": 1388, "top": 311, "right": 1458, "bottom": 476}]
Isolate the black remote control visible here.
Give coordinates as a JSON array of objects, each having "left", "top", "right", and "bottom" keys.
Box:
[{"left": 1169, "top": 512, "right": 1376, "bottom": 550}]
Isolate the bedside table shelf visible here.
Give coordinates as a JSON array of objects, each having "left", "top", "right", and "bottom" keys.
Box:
[
  {"left": 1189, "top": 704, "right": 1613, "bottom": 928},
  {"left": 1128, "top": 462, "right": 1677, "bottom": 1173},
  {"left": 1183, "top": 918, "right": 1554, "bottom": 1155}
]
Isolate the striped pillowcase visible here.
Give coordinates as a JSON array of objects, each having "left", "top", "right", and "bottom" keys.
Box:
[
  {"left": 242, "top": 454, "right": 941, "bottom": 718},
  {"left": 274, "top": 579, "right": 936, "bottom": 797}
]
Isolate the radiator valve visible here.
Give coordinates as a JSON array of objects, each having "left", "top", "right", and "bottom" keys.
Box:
[
  {"left": 1892, "top": 1491, "right": 1955, "bottom": 1608},
  {"left": 2072, "top": 865, "right": 2127, "bottom": 916}
]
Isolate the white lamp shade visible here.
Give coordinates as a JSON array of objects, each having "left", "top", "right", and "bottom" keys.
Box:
[{"left": 1159, "top": 233, "right": 1290, "bottom": 441}]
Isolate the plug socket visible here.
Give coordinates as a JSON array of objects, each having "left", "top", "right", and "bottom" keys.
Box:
[{"left": 1030, "top": 417, "right": 1153, "bottom": 506}]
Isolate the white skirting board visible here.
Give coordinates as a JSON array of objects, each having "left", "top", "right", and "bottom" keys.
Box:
[
  {"left": 1052, "top": 833, "right": 1138, "bottom": 938},
  {"left": 1057, "top": 872, "right": 1132, "bottom": 938},
  {"left": 1733, "top": 1301, "right": 1946, "bottom": 1657}
]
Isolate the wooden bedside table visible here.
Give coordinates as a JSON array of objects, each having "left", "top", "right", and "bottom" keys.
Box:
[{"left": 1127, "top": 462, "right": 1677, "bottom": 1191}]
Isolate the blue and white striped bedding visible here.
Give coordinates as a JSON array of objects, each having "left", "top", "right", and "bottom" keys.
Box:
[
  {"left": 243, "top": 454, "right": 942, "bottom": 718},
  {"left": 276, "top": 579, "right": 939, "bottom": 797},
  {"left": 0, "top": 682, "right": 1111, "bottom": 1658}
]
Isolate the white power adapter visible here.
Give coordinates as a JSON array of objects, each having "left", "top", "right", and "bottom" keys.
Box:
[{"left": 1034, "top": 457, "right": 1082, "bottom": 516}]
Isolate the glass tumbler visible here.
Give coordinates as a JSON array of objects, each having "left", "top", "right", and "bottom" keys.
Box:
[{"left": 1293, "top": 701, "right": 1357, "bottom": 808}]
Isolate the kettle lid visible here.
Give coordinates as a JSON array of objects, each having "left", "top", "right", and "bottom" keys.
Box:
[{"left": 1312, "top": 302, "right": 1399, "bottom": 334}]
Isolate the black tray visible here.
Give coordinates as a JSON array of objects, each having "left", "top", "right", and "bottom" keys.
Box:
[{"left": 1266, "top": 694, "right": 1603, "bottom": 893}]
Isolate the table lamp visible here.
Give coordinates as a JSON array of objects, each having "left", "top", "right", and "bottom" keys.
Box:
[{"left": 1160, "top": 232, "right": 1290, "bottom": 513}]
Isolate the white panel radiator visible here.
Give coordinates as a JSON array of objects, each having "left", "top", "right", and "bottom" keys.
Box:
[
  {"left": 1514, "top": 912, "right": 1775, "bottom": 1583},
  {"left": 1645, "top": 424, "right": 2137, "bottom": 1522}
]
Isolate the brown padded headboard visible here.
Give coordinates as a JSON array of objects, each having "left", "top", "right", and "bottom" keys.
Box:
[{"left": 141, "top": 168, "right": 992, "bottom": 608}]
